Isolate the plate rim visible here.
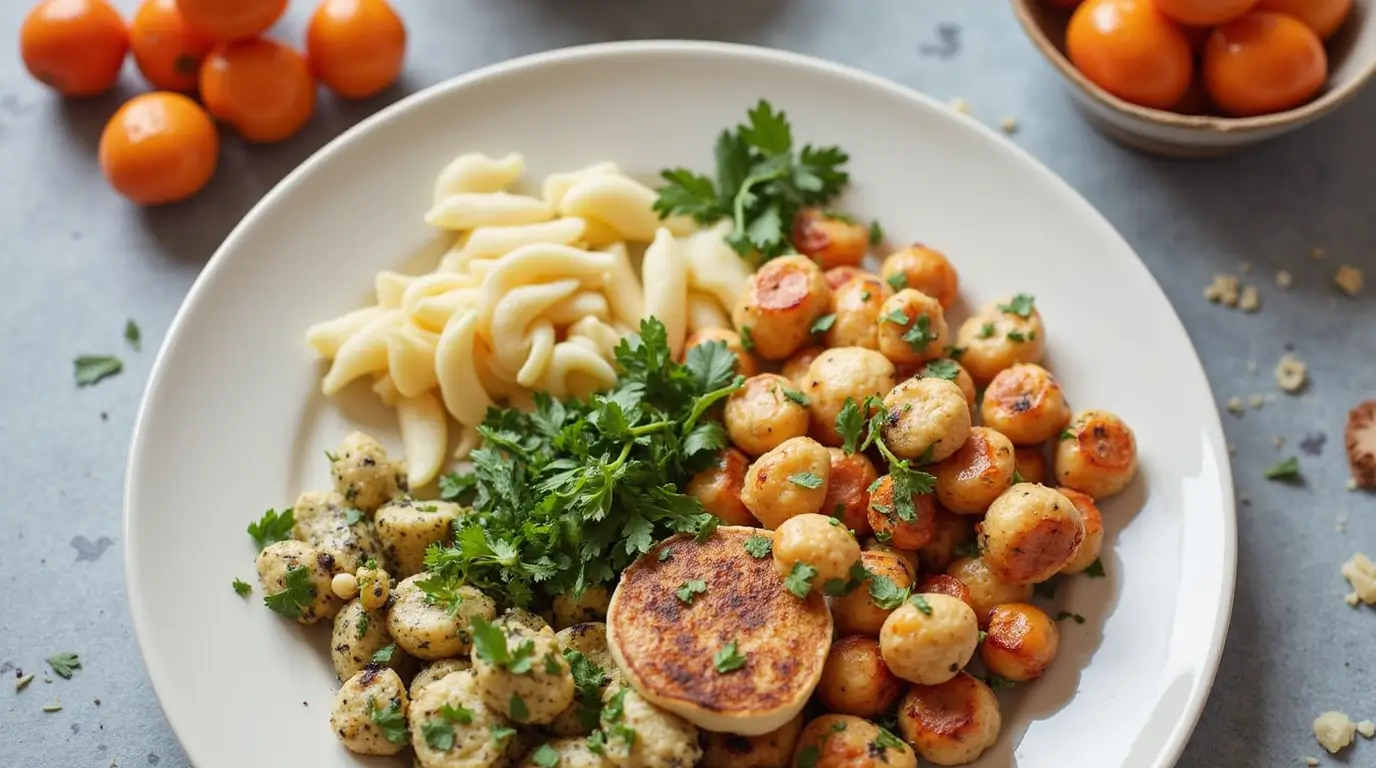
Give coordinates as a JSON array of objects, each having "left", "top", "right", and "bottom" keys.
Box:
[{"left": 123, "top": 39, "right": 1238, "bottom": 768}]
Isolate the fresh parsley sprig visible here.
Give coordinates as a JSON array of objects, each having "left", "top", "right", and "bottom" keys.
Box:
[{"left": 654, "top": 100, "right": 851, "bottom": 263}]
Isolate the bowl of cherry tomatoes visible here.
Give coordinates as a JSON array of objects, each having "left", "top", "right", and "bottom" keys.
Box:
[
  {"left": 1011, "top": 0, "right": 1376, "bottom": 155},
  {"left": 18, "top": 0, "right": 407, "bottom": 205}
]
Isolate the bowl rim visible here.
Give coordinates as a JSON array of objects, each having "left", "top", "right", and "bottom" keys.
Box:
[{"left": 1010, "top": 0, "right": 1376, "bottom": 133}]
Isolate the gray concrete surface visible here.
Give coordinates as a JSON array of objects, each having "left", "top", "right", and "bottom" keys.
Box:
[{"left": 1, "top": 0, "right": 1373, "bottom": 765}]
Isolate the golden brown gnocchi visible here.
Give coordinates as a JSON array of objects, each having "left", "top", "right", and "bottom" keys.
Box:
[
  {"left": 821, "top": 448, "right": 878, "bottom": 538},
  {"left": 732, "top": 255, "right": 831, "bottom": 361},
  {"left": 1057, "top": 486, "right": 1105, "bottom": 575},
  {"left": 329, "top": 667, "right": 410, "bottom": 756},
  {"left": 374, "top": 498, "right": 460, "bottom": 579},
  {"left": 865, "top": 475, "right": 938, "bottom": 551},
  {"left": 387, "top": 576, "right": 495, "bottom": 660},
  {"left": 932, "top": 426, "right": 1016, "bottom": 514},
  {"left": 1013, "top": 446, "right": 1048, "bottom": 485},
  {"left": 254, "top": 539, "right": 342, "bottom": 625},
  {"left": 980, "top": 602, "right": 1060, "bottom": 682},
  {"left": 329, "top": 431, "right": 406, "bottom": 512},
  {"left": 913, "top": 574, "right": 975, "bottom": 612},
  {"left": 781, "top": 345, "right": 826, "bottom": 388},
  {"left": 686, "top": 448, "right": 757, "bottom": 527},
  {"left": 880, "top": 245, "right": 959, "bottom": 309},
  {"left": 802, "top": 347, "right": 897, "bottom": 446},
  {"left": 472, "top": 619, "right": 574, "bottom": 725},
  {"left": 879, "top": 594, "right": 980, "bottom": 685},
  {"left": 978, "top": 484, "right": 1084, "bottom": 584},
  {"left": 772, "top": 513, "right": 862, "bottom": 595},
  {"left": 330, "top": 599, "right": 402, "bottom": 681},
  {"left": 826, "top": 275, "right": 891, "bottom": 350},
  {"left": 880, "top": 376, "right": 971, "bottom": 462},
  {"left": 726, "top": 374, "right": 812, "bottom": 456},
  {"left": 832, "top": 549, "right": 915, "bottom": 636},
  {"left": 902, "top": 357, "right": 977, "bottom": 410},
  {"left": 953, "top": 296, "right": 1045, "bottom": 385},
  {"left": 896, "top": 672, "right": 1001, "bottom": 766},
  {"left": 915, "top": 507, "right": 976, "bottom": 573},
  {"left": 980, "top": 363, "right": 1072, "bottom": 446},
  {"left": 1054, "top": 409, "right": 1139, "bottom": 499},
  {"left": 816, "top": 635, "right": 902, "bottom": 717},
  {"left": 700, "top": 713, "right": 803, "bottom": 768},
  {"left": 945, "top": 556, "right": 1033, "bottom": 627},
  {"left": 793, "top": 714, "right": 917, "bottom": 768},
  {"left": 792, "top": 208, "right": 871, "bottom": 269},
  {"left": 823, "top": 266, "right": 876, "bottom": 292},
  {"left": 876, "top": 289, "right": 948, "bottom": 366},
  {"left": 740, "top": 436, "right": 832, "bottom": 529}
]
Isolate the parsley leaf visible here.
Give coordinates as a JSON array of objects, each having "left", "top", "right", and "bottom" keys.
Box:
[
  {"left": 998, "top": 294, "right": 1036, "bottom": 318},
  {"left": 655, "top": 100, "right": 850, "bottom": 263},
  {"left": 886, "top": 272, "right": 908, "bottom": 292},
  {"left": 902, "top": 314, "right": 936, "bottom": 352},
  {"left": 509, "top": 693, "right": 530, "bottom": 722},
  {"left": 784, "top": 562, "right": 818, "bottom": 598},
  {"left": 371, "top": 643, "right": 396, "bottom": 664},
  {"left": 124, "top": 319, "right": 142, "bottom": 351},
  {"left": 1033, "top": 578, "right": 1060, "bottom": 600},
  {"left": 344, "top": 507, "right": 364, "bottom": 526},
  {"left": 46, "top": 653, "right": 80, "bottom": 679},
  {"left": 782, "top": 387, "right": 810, "bottom": 406},
  {"left": 532, "top": 744, "right": 560, "bottom": 768},
  {"left": 872, "top": 727, "right": 906, "bottom": 755},
  {"left": 1084, "top": 558, "right": 1107, "bottom": 578},
  {"left": 867, "top": 572, "right": 909, "bottom": 610},
  {"left": 490, "top": 723, "right": 517, "bottom": 744},
  {"left": 869, "top": 220, "right": 884, "bottom": 246},
  {"left": 74, "top": 355, "right": 122, "bottom": 387},
  {"left": 873, "top": 435, "right": 937, "bottom": 523},
  {"left": 356, "top": 613, "right": 371, "bottom": 639},
  {"left": 953, "top": 540, "right": 981, "bottom": 558},
  {"left": 370, "top": 697, "right": 410, "bottom": 745},
  {"left": 1060, "top": 428, "right": 1076, "bottom": 441},
  {"left": 675, "top": 580, "right": 707, "bottom": 604},
  {"left": 797, "top": 745, "right": 821, "bottom": 768},
  {"left": 1007, "top": 329, "right": 1028, "bottom": 343},
  {"left": 423, "top": 705, "right": 475, "bottom": 751},
  {"left": 909, "top": 594, "right": 934, "bottom": 615},
  {"left": 977, "top": 322, "right": 995, "bottom": 339},
  {"left": 1264, "top": 456, "right": 1301, "bottom": 481},
  {"left": 232, "top": 578, "right": 252, "bottom": 597},
  {"left": 810, "top": 314, "right": 837, "bottom": 334},
  {"left": 564, "top": 649, "right": 608, "bottom": 730},
  {"left": 881, "top": 308, "right": 909, "bottom": 325},
  {"left": 263, "top": 565, "right": 316, "bottom": 620},
  {"left": 920, "top": 359, "right": 960, "bottom": 381},
  {"left": 1056, "top": 611, "right": 1086, "bottom": 624},
  {"left": 986, "top": 674, "right": 1017, "bottom": 691},
  {"left": 1012, "top": 468, "right": 1025, "bottom": 484},
  {"left": 744, "top": 535, "right": 773, "bottom": 558},
  {"left": 439, "top": 471, "right": 477, "bottom": 502},
  {"left": 739, "top": 325, "right": 755, "bottom": 351},
  {"left": 835, "top": 397, "right": 866, "bottom": 455},
  {"left": 471, "top": 617, "right": 534, "bottom": 673},
  {"left": 713, "top": 640, "right": 748, "bottom": 673},
  {"left": 789, "top": 472, "right": 824, "bottom": 489},
  {"left": 247, "top": 508, "right": 295, "bottom": 549}
]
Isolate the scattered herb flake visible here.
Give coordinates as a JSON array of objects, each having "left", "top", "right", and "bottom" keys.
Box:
[
  {"left": 1264, "top": 456, "right": 1301, "bottom": 481},
  {"left": 797, "top": 745, "right": 821, "bottom": 768},
  {"left": 1060, "top": 428, "right": 1076, "bottom": 440},
  {"left": 471, "top": 617, "right": 535, "bottom": 673},
  {"left": 344, "top": 507, "right": 364, "bottom": 526},
  {"left": 909, "top": 594, "right": 933, "bottom": 615},
  {"left": 263, "top": 566, "right": 316, "bottom": 620},
  {"left": 1084, "top": 558, "right": 1106, "bottom": 578},
  {"left": 920, "top": 359, "right": 960, "bottom": 381},
  {"left": 743, "top": 535, "right": 772, "bottom": 559},
  {"left": 1056, "top": 611, "right": 1086, "bottom": 624},
  {"left": 1033, "top": 578, "right": 1060, "bottom": 600},
  {"left": 247, "top": 507, "right": 295, "bottom": 549},
  {"left": 886, "top": 272, "right": 908, "bottom": 292},
  {"left": 869, "top": 220, "right": 884, "bottom": 246},
  {"left": 370, "top": 698, "right": 410, "bottom": 744},
  {"left": 544, "top": 652, "right": 564, "bottom": 675},
  {"left": 676, "top": 580, "right": 708, "bottom": 605},
  {"left": 739, "top": 325, "right": 755, "bottom": 351},
  {"left": 998, "top": 294, "right": 1036, "bottom": 318},
  {"left": 881, "top": 308, "right": 909, "bottom": 325},
  {"left": 902, "top": 314, "right": 936, "bottom": 352},
  {"left": 371, "top": 643, "right": 396, "bottom": 664},
  {"left": 509, "top": 693, "right": 530, "bottom": 723},
  {"left": 713, "top": 639, "right": 748, "bottom": 673},
  {"left": 789, "top": 472, "right": 824, "bottom": 489},
  {"left": 867, "top": 572, "right": 909, "bottom": 610},
  {"left": 873, "top": 727, "right": 906, "bottom": 755},
  {"left": 46, "top": 653, "right": 80, "bottom": 680},
  {"left": 74, "top": 355, "right": 122, "bottom": 387},
  {"left": 1006, "top": 329, "right": 1028, "bottom": 343},
  {"left": 810, "top": 314, "right": 837, "bottom": 334},
  {"left": 532, "top": 743, "right": 560, "bottom": 768},
  {"left": 124, "top": 319, "right": 142, "bottom": 351},
  {"left": 356, "top": 613, "right": 371, "bottom": 640},
  {"left": 977, "top": 322, "right": 995, "bottom": 340},
  {"left": 490, "top": 723, "right": 517, "bottom": 744},
  {"left": 784, "top": 562, "right": 818, "bottom": 598},
  {"left": 1011, "top": 468, "right": 1025, "bottom": 484},
  {"left": 782, "top": 388, "right": 811, "bottom": 407},
  {"left": 232, "top": 578, "right": 252, "bottom": 597},
  {"left": 986, "top": 674, "right": 1016, "bottom": 691},
  {"left": 658, "top": 547, "right": 673, "bottom": 562}
]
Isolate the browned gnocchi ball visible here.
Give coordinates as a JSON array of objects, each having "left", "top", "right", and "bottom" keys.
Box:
[
  {"left": 980, "top": 363, "right": 1072, "bottom": 446},
  {"left": 792, "top": 208, "right": 871, "bottom": 269},
  {"left": 862, "top": 539, "right": 919, "bottom": 577},
  {"left": 978, "top": 484, "right": 1084, "bottom": 585},
  {"left": 915, "top": 507, "right": 975, "bottom": 573},
  {"left": 931, "top": 426, "right": 1016, "bottom": 515},
  {"left": 980, "top": 602, "right": 1060, "bottom": 682},
  {"left": 816, "top": 635, "right": 902, "bottom": 717},
  {"left": 880, "top": 245, "right": 959, "bottom": 309},
  {"left": 897, "top": 672, "right": 1001, "bottom": 766},
  {"left": 1054, "top": 409, "right": 1139, "bottom": 499},
  {"left": 726, "top": 374, "right": 812, "bottom": 456},
  {"left": 683, "top": 328, "right": 757, "bottom": 377},
  {"left": 802, "top": 347, "right": 897, "bottom": 446},
  {"left": 822, "top": 448, "right": 878, "bottom": 538},
  {"left": 954, "top": 295, "right": 1046, "bottom": 385},
  {"left": 773, "top": 513, "right": 862, "bottom": 594},
  {"left": 902, "top": 358, "right": 976, "bottom": 410},
  {"left": 794, "top": 714, "right": 917, "bottom": 768},
  {"left": 866, "top": 475, "right": 938, "bottom": 551},
  {"left": 1056, "top": 487, "right": 1104, "bottom": 575},
  {"left": 826, "top": 275, "right": 891, "bottom": 350},
  {"left": 741, "top": 436, "right": 832, "bottom": 529},
  {"left": 914, "top": 574, "right": 975, "bottom": 612},
  {"left": 946, "top": 556, "right": 1033, "bottom": 627},
  {"left": 880, "top": 376, "right": 971, "bottom": 462},
  {"left": 876, "top": 289, "right": 949, "bottom": 366},
  {"left": 1013, "top": 446, "right": 1048, "bottom": 485},
  {"left": 832, "top": 548, "right": 915, "bottom": 636},
  {"left": 879, "top": 594, "right": 980, "bottom": 685},
  {"left": 823, "top": 266, "right": 876, "bottom": 292},
  {"left": 701, "top": 713, "right": 803, "bottom": 768},
  {"left": 686, "top": 447, "right": 757, "bottom": 527},
  {"left": 733, "top": 255, "right": 831, "bottom": 361},
  {"left": 782, "top": 345, "right": 826, "bottom": 388}
]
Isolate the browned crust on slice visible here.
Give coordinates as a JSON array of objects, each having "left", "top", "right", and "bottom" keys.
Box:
[
  {"left": 607, "top": 526, "right": 831, "bottom": 725},
  {"left": 1347, "top": 400, "right": 1376, "bottom": 489}
]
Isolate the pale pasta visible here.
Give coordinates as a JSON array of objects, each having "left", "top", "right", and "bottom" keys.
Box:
[{"left": 306, "top": 152, "right": 741, "bottom": 487}]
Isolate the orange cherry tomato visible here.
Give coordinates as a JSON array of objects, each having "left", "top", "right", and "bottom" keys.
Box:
[
  {"left": 174, "top": 0, "right": 286, "bottom": 41},
  {"left": 306, "top": 0, "right": 406, "bottom": 99},
  {"left": 1154, "top": 0, "right": 1257, "bottom": 26},
  {"left": 129, "top": 0, "right": 214, "bottom": 91},
  {"left": 20, "top": 0, "right": 128, "bottom": 97},
  {"left": 200, "top": 39, "right": 316, "bottom": 142},
  {"left": 1257, "top": 0, "right": 1352, "bottom": 38},
  {"left": 99, "top": 92, "right": 218, "bottom": 205},
  {"left": 1204, "top": 11, "right": 1327, "bottom": 116},
  {"left": 1067, "top": 0, "right": 1194, "bottom": 109}
]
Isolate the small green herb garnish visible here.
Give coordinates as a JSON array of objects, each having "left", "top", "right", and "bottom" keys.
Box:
[
  {"left": 344, "top": 507, "right": 364, "bottom": 526},
  {"left": 1033, "top": 578, "right": 1060, "bottom": 599},
  {"left": 867, "top": 572, "right": 909, "bottom": 610},
  {"left": 1056, "top": 611, "right": 1086, "bottom": 624},
  {"left": 986, "top": 675, "right": 1017, "bottom": 691},
  {"left": 263, "top": 566, "right": 316, "bottom": 620},
  {"left": 782, "top": 388, "right": 811, "bottom": 406},
  {"left": 565, "top": 649, "right": 608, "bottom": 730},
  {"left": 881, "top": 308, "right": 909, "bottom": 325},
  {"left": 784, "top": 562, "right": 818, "bottom": 598},
  {"left": 371, "top": 643, "right": 396, "bottom": 664},
  {"left": 422, "top": 704, "right": 475, "bottom": 750},
  {"left": 869, "top": 220, "right": 884, "bottom": 246},
  {"left": 902, "top": 314, "right": 936, "bottom": 352},
  {"left": 676, "top": 580, "right": 707, "bottom": 605},
  {"left": 810, "top": 314, "right": 837, "bottom": 334},
  {"left": 1084, "top": 558, "right": 1107, "bottom": 578},
  {"left": 124, "top": 319, "right": 142, "bottom": 351},
  {"left": 909, "top": 594, "right": 933, "bottom": 615},
  {"left": 1060, "top": 428, "right": 1076, "bottom": 441},
  {"left": 739, "top": 325, "right": 755, "bottom": 351},
  {"left": 921, "top": 359, "right": 960, "bottom": 381},
  {"left": 653, "top": 100, "right": 850, "bottom": 263},
  {"left": 356, "top": 613, "right": 371, "bottom": 639},
  {"left": 544, "top": 652, "right": 564, "bottom": 675},
  {"left": 713, "top": 640, "right": 748, "bottom": 673},
  {"left": 532, "top": 744, "right": 560, "bottom": 768},
  {"left": 370, "top": 697, "right": 410, "bottom": 745},
  {"left": 872, "top": 727, "right": 906, "bottom": 755},
  {"left": 74, "top": 355, "right": 122, "bottom": 387},
  {"left": 998, "top": 294, "right": 1036, "bottom": 318},
  {"left": 823, "top": 560, "right": 869, "bottom": 597},
  {"left": 232, "top": 578, "right": 252, "bottom": 597},
  {"left": 510, "top": 693, "right": 530, "bottom": 722},
  {"left": 438, "top": 471, "right": 477, "bottom": 502},
  {"left": 1012, "top": 468, "right": 1025, "bottom": 484},
  {"left": 953, "top": 540, "right": 981, "bottom": 558},
  {"left": 860, "top": 290, "right": 873, "bottom": 301},
  {"left": 1007, "top": 329, "right": 1028, "bottom": 343},
  {"left": 489, "top": 723, "right": 517, "bottom": 744},
  {"left": 789, "top": 472, "right": 824, "bottom": 489},
  {"left": 744, "top": 535, "right": 773, "bottom": 558},
  {"left": 797, "top": 745, "right": 821, "bottom": 768},
  {"left": 247, "top": 507, "right": 295, "bottom": 549},
  {"left": 886, "top": 272, "right": 908, "bottom": 292},
  {"left": 658, "top": 547, "right": 673, "bottom": 562},
  {"left": 977, "top": 322, "right": 995, "bottom": 339},
  {"left": 471, "top": 617, "right": 535, "bottom": 673},
  {"left": 46, "top": 653, "right": 80, "bottom": 680},
  {"left": 1264, "top": 456, "right": 1301, "bottom": 482}
]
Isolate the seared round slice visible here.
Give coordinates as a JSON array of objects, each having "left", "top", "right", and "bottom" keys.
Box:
[{"left": 606, "top": 526, "right": 832, "bottom": 736}]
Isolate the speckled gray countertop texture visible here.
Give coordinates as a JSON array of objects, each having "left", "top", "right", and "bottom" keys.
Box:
[{"left": 1, "top": 0, "right": 1373, "bottom": 765}]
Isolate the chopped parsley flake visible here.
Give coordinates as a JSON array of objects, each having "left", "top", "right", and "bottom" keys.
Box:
[
  {"left": 46, "top": 653, "right": 80, "bottom": 680},
  {"left": 986, "top": 674, "right": 1016, "bottom": 691},
  {"left": 713, "top": 640, "right": 748, "bottom": 673},
  {"left": 784, "top": 562, "right": 818, "bottom": 598},
  {"left": 74, "top": 355, "right": 122, "bottom": 387},
  {"left": 902, "top": 314, "right": 936, "bottom": 351},
  {"left": 743, "top": 535, "right": 773, "bottom": 558},
  {"left": 247, "top": 507, "right": 295, "bottom": 549},
  {"left": 886, "top": 272, "right": 908, "bottom": 292},
  {"left": 675, "top": 580, "right": 707, "bottom": 604},
  {"left": 810, "top": 314, "right": 837, "bottom": 334},
  {"left": 471, "top": 616, "right": 535, "bottom": 673},
  {"left": 739, "top": 325, "right": 755, "bottom": 351},
  {"left": 998, "top": 294, "right": 1036, "bottom": 318},
  {"left": 921, "top": 359, "right": 960, "bottom": 381},
  {"left": 124, "top": 319, "right": 142, "bottom": 351},
  {"left": 1264, "top": 456, "right": 1301, "bottom": 481},
  {"left": 869, "top": 220, "right": 884, "bottom": 246},
  {"left": 263, "top": 566, "right": 316, "bottom": 620},
  {"left": 782, "top": 387, "right": 811, "bottom": 406},
  {"left": 371, "top": 643, "right": 396, "bottom": 664},
  {"left": 532, "top": 744, "right": 560, "bottom": 768},
  {"left": 976, "top": 322, "right": 995, "bottom": 339},
  {"left": 909, "top": 594, "right": 933, "bottom": 615},
  {"left": 789, "top": 471, "right": 825, "bottom": 489},
  {"left": 370, "top": 698, "right": 410, "bottom": 745},
  {"left": 509, "top": 693, "right": 530, "bottom": 722},
  {"left": 867, "top": 572, "right": 909, "bottom": 610},
  {"left": 232, "top": 578, "right": 252, "bottom": 597},
  {"left": 1084, "top": 558, "right": 1106, "bottom": 578},
  {"left": 881, "top": 308, "right": 909, "bottom": 325}
]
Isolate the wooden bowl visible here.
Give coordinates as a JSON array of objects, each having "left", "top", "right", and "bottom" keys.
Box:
[{"left": 1011, "top": 0, "right": 1376, "bottom": 156}]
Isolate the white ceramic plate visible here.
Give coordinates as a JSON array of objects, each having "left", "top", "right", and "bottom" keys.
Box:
[{"left": 125, "top": 41, "right": 1236, "bottom": 768}]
